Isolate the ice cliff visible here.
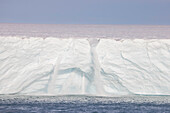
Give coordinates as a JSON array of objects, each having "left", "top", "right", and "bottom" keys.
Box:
[{"left": 0, "top": 37, "right": 170, "bottom": 96}]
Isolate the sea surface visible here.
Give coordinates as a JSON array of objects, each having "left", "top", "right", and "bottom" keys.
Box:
[{"left": 0, "top": 95, "right": 170, "bottom": 113}]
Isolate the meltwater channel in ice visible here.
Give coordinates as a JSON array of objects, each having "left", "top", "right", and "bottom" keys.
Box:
[{"left": 0, "top": 24, "right": 170, "bottom": 96}]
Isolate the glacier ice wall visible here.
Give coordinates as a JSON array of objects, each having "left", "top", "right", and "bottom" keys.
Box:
[{"left": 0, "top": 37, "right": 170, "bottom": 96}]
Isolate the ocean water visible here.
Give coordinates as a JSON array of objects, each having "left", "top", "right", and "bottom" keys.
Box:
[{"left": 0, "top": 95, "right": 170, "bottom": 113}]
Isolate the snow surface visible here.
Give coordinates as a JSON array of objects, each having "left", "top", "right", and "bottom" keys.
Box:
[
  {"left": 0, "top": 24, "right": 170, "bottom": 96},
  {"left": 1, "top": 24, "right": 170, "bottom": 39}
]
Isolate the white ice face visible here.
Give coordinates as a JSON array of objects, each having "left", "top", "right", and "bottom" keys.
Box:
[
  {"left": 0, "top": 36, "right": 170, "bottom": 96},
  {"left": 0, "top": 24, "right": 170, "bottom": 96}
]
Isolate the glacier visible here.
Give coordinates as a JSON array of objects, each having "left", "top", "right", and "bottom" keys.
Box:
[{"left": 0, "top": 36, "right": 170, "bottom": 96}]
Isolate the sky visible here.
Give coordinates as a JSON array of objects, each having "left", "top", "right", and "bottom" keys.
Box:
[{"left": 0, "top": 0, "right": 170, "bottom": 25}]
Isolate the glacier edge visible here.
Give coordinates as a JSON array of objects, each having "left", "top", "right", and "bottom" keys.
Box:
[{"left": 0, "top": 37, "right": 170, "bottom": 96}]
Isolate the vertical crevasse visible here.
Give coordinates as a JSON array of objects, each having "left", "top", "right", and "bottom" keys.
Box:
[
  {"left": 47, "top": 56, "right": 61, "bottom": 94},
  {"left": 88, "top": 38, "right": 105, "bottom": 95}
]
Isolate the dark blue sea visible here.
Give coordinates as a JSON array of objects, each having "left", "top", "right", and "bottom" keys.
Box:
[{"left": 0, "top": 95, "right": 170, "bottom": 113}]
